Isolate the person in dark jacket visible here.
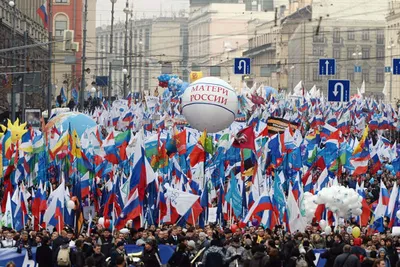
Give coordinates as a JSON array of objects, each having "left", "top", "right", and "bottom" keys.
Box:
[
  {"left": 362, "top": 251, "right": 378, "bottom": 267},
  {"left": 36, "top": 236, "right": 53, "bottom": 267},
  {"left": 352, "top": 238, "right": 367, "bottom": 262},
  {"left": 321, "top": 234, "right": 346, "bottom": 267},
  {"left": 71, "top": 240, "right": 85, "bottom": 267},
  {"left": 141, "top": 240, "right": 161, "bottom": 267},
  {"left": 333, "top": 244, "right": 361, "bottom": 267},
  {"left": 98, "top": 229, "right": 113, "bottom": 258},
  {"left": 168, "top": 243, "right": 191, "bottom": 267},
  {"left": 249, "top": 245, "right": 269, "bottom": 267},
  {"left": 109, "top": 241, "right": 127, "bottom": 267},
  {"left": 52, "top": 230, "right": 69, "bottom": 265},
  {"left": 385, "top": 239, "right": 399, "bottom": 267},
  {"left": 302, "top": 240, "right": 316, "bottom": 267},
  {"left": 87, "top": 243, "right": 107, "bottom": 267}
]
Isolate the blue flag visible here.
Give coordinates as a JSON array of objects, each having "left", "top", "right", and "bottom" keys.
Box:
[{"left": 225, "top": 173, "right": 242, "bottom": 217}]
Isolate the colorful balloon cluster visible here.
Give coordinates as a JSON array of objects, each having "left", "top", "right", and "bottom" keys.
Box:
[{"left": 158, "top": 74, "right": 171, "bottom": 88}]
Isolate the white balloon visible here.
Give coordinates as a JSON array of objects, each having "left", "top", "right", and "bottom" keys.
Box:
[
  {"left": 352, "top": 208, "right": 362, "bottom": 216},
  {"left": 67, "top": 200, "right": 75, "bottom": 209},
  {"left": 319, "top": 219, "right": 327, "bottom": 229},
  {"left": 396, "top": 210, "right": 400, "bottom": 220},
  {"left": 98, "top": 217, "right": 105, "bottom": 226},
  {"left": 181, "top": 77, "right": 238, "bottom": 133},
  {"left": 325, "top": 226, "right": 332, "bottom": 235},
  {"left": 120, "top": 228, "right": 130, "bottom": 234}
]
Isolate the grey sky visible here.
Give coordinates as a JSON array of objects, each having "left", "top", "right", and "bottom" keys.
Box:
[{"left": 96, "top": 0, "right": 189, "bottom": 27}]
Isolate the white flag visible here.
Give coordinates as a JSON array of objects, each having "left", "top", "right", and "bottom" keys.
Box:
[{"left": 164, "top": 184, "right": 199, "bottom": 216}]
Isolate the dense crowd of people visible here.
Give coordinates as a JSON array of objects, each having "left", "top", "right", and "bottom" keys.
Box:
[{"left": 1, "top": 220, "right": 400, "bottom": 267}]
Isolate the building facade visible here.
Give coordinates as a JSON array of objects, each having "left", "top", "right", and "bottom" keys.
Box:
[
  {"left": 287, "top": 1, "right": 386, "bottom": 96},
  {"left": 386, "top": 1, "right": 400, "bottom": 106},
  {"left": 0, "top": 0, "right": 48, "bottom": 117},
  {"left": 95, "top": 17, "right": 189, "bottom": 98},
  {"left": 188, "top": 3, "right": 274, "bottom": 89},
  {"left": 52, "top": 0, "right": 97, "bottom": 102}
]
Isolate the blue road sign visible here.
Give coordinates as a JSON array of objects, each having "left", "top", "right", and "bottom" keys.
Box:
[
  {"left": 319, "top": 58, "right": 336, "bottom": 75},
  {"left": 328, "top": 80, "right": 350, "bottom": 102},
  {"left": 385, "top": 66, "right": 392, "bottom": 73},
  {"left": 393, "top": 59, "right": 400, "bottom": 75},
  {"left": 234, "top": 58, "right": 251, "bottom": 75},
  {"left": 354, "top": 66, "right": 362, "bottom": 73}
]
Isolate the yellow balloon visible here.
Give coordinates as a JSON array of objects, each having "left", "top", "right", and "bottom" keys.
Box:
[
  {"left": 7, "top": 118, "right": 27, "bottom": 143},
  {"left": 352, "top": 226, "right": 361, "bottom": 238}
]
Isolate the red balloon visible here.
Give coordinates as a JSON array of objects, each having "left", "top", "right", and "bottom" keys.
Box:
[
  {"left": 104, "top": 219, "right": 111, "bottom": 229},
  {"left": 231, "top": 224, "right": 238, "bottom": 232}
]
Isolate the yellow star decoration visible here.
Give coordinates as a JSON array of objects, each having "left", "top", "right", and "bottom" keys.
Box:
[
  {"left": 7, "top": 118, "right": 27, "bottom": 143},
  {"left": 0, "top": 124, "right": 6, "bottom": 138}
]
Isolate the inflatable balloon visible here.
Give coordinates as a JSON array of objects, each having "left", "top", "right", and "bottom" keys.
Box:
[
  {"left": 98, "top": 217, "right": 105, "bottom": 226},
  {"left": 325, "top": 226, "right": 332, "bottom": 235},
  {"left": 120, "top": 228, "right": 130, "bottom": 234},
  {"left": 6, "top": 118, "right": 27, "bottom": 143},
  {"left": 352, "top": 227, "right": 361, "bottom": 238},
  {"left": 346, "top": 226, "right": 353, "bottom": 235},
  {"left": 252, "top": 218, "right": 259, "bottom": 227},
  {"left": 396, "top": 210, "right": 400, "bottom": 220},
  {"left": 181, "top": 77, "right": 238, "bottom": 133},
  {"left": 45, "top": 112, "right": 96, "bottom": 138},
  {"left": 67, "top": 200, "right": 75, "bottom": 209},
  {"left": 231, "top": 224, "right": 238, "bottom": 232},
  {"left": 104, "top": 219, "right": 111, "bottom": 229},
  {"left": 319, "top": 220, "right": 327, "bottom": 229}
]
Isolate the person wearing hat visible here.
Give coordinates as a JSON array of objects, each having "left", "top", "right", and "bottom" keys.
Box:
[
  {"left": 141, "top": 239, "right": 161, "bottom": 267},
  {"left": 109, "top": 241, "right": 126, "bottom": 267},
  {"left": 384, "top": 238, "right": 399, "bottom": 267},
  {"left": 98, "top": 228, "right": 113, "bottom": 258},
  {"left": 36, "top": 236, "right": 53, "bottom": 267}
]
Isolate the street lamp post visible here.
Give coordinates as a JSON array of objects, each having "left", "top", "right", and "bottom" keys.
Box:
[
  {"left": 108, "top": 0, "right": 117, "bottom": 101},
  {"left": 123, "top": 1, "right": 129, "bottom": 98},
  {"left": 9, "top": 0, "right": 16, "bottom": 122},
  {"left": 80, "top": 0, "right": 88, "bottom": 111},
  {"left": 290, "top": 65, "right": 295, "bottom": 90},
  {"left": 138, "top": 39, "right": 143, "bottom": 97},
  {"left": 388, "top": 40, "right": 395, "bottom": 105}
]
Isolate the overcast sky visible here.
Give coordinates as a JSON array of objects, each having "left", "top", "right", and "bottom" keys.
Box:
[{"left": 96, "top": 0, "right": 189, "bottom": 27}]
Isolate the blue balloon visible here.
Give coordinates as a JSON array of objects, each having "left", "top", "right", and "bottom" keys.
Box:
[{"left": 377, "top": 170, "right": 383, "bottom": 175}]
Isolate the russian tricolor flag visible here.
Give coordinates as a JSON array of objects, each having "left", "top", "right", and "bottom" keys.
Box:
[
  {"left": 37, "top": 1, "right": 48, "bottom": 29},
  {"left": 115, "top": 189, "right": 141, "bottom": 230}
]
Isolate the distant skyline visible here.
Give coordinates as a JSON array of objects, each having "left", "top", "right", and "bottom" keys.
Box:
[
  {"left": 96, "top": 0, "right": 189, "bottom": 27},
  {"left": 95, "top": 0, "right": 290, "bottom": 27}
]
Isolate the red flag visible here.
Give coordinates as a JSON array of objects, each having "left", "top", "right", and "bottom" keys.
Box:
[{"left": 232, "top": 126, "right": 256, "bottom": 151}]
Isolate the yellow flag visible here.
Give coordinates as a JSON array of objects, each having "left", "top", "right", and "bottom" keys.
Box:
[
  {"left": 190, "top": 71, "right": 203, "bottom": 83},
  {"left": 353, "top": 126, "right": 369, "bottom": 155}
]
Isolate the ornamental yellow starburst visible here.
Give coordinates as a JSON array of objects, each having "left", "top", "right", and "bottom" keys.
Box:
[
  {"left": 7, "top": 118, "right": 27, "bottom": 143},
  {"left": 0, "top": 124, "right": 6, "bottom": 138}
]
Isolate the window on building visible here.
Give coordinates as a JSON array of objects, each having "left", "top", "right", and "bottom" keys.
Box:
[
  {"left": 313, "top": 68, "right": 322, "bottom": 81},
  {"left": 376, "top": 47, "right": 385, "bottom": 59},
  {"left": 348, "top": 30, "right": 355, "bottom": 40},
  {"left": 347, "top": 47, "right": 355, "bottom": 59},
  {"left": 362, "top": 69, "right": 370, "bottom": 82},
  {"left": 376, "top": 68, "right": 384, "bottom": 83},
  {"left": 347, "top": 69, "right": 355, "bottom": 81},
  {"left": 54, "top": 14, "right": 68, "bottom": 37},
  {"left": 362, "top": 48, "right": 370, "bottom": 59},
  {"left": 313, "top": 27, "right": 324, "bottom": 43},
  {"left": 333, "top": 47, "right": 341, "bottom": 59},
  {"left": 313, "top": 46, "right": 324, "bottom": 56},
  {"left": 333, "top": 28, "right": 341, "bottom": 43},
  {"left": 362, "top": 29, "right": 370, "bottom": 41},
  {"left": 377, "top": 29, "right": 384, "bottom": 44},
  {"left": 55, "top": 0, "right": 68, "bottom": 3},
  {"left": 210, "top": 66, "right": 221, "bottom": 77}
]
